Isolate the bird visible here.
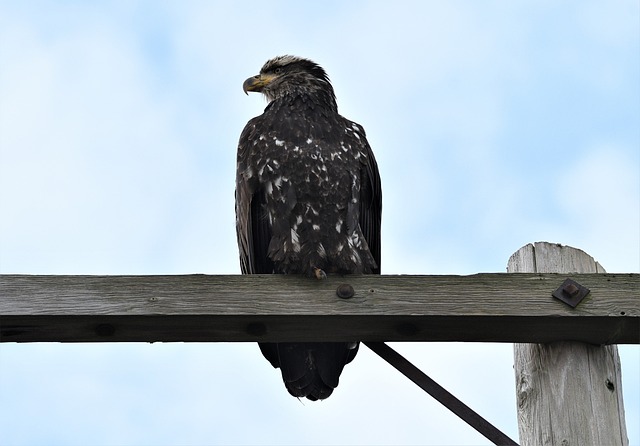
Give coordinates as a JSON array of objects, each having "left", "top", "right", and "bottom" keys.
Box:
[{"left": 235, "top": 55, "right": 382, "bottom": 400}]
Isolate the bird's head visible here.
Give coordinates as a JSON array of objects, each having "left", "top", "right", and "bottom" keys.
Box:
[{"left": 243, "top": 55, "right": 337, "bottom": 107}]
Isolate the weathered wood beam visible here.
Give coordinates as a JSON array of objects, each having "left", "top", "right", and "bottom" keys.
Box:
[{"left": 0, "top": 273, "right": 637, "bottom": 343}]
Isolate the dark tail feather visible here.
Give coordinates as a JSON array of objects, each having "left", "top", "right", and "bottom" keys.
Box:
[{"left": 259, "top": 342, "right": 359, "bottom": 401}]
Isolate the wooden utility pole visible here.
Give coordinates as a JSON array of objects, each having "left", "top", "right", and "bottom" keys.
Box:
[{"left": 508, "top": 242, "right": 629, "bottom": 445}]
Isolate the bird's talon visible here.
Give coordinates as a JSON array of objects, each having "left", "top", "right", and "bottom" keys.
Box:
[{"left": 313, "top": 267, "right": 327, "bottom": 280}]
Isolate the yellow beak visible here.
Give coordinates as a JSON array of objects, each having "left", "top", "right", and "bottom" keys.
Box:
[{"left": 242, "top": 73, "right": 276, "bottom": 95}]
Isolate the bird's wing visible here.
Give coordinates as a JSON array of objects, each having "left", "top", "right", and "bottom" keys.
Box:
[
  {"left": 235, "top": 118, "right": 274, "bottom": 275},
  {"left": 355, "top": 126, "right": 382, "bottom": 274}
]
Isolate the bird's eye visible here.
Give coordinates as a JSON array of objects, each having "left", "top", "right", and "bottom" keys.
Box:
[{"left": 274, "top": 68, "right": 282, "bottom": 74}]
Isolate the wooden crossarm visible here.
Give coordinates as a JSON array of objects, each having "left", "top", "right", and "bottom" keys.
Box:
[{"left": 1, "top": 273, "right": 637, "bottom": 343}]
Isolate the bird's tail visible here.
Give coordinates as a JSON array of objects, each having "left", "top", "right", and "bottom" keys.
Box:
[{"left": 259, "top": 342, "right": 359, "bottom": 400}]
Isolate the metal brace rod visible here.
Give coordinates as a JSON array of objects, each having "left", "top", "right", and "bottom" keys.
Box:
[{"left": 365, "top": 342, "right": 519, "bottom": 446}]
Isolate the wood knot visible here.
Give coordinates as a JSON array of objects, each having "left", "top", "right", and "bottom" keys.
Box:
[
  {"left": 246, "top": 322, "right": 267, "bottom": 336},
  {"left": 605, "top": 378, "right": 615, "bottom": 392},
  {"left": 395, "top": 322, "right": 419, "bottom": 336},
  {"left": 95, "top": 324, "right": 115, "bottom": 337}
]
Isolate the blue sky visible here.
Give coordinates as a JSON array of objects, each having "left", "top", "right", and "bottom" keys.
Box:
[{"left": 0, "top": 1, "right": 638, "bottom": 445}]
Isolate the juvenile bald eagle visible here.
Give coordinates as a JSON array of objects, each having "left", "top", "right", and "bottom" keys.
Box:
[{"left": 235, "top": 55, "right": 382, "bottom": 400}]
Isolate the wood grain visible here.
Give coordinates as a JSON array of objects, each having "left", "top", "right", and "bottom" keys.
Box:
[
  {"left": 509, "top": 242, "right": 629, "bottom": 446},
  {"left": 1, "top": 272, "right": 637, "bottom": 343}
]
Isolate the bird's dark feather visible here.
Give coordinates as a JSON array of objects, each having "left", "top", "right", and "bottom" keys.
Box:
[{"left": 235, "top": 55, "right": 381, "bottom": 400}]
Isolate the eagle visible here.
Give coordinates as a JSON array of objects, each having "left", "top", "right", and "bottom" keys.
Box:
[{"left": 235, "top": 55, "right": 382, "bottom": 400}]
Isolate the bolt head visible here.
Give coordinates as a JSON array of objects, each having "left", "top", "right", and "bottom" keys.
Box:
[{"left": 336, "top": 284, "right": 355, "bottom": 299}]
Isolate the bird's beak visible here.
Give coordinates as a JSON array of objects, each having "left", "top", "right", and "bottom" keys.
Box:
[{"left": 242, "top": 73, "right": 276, "bottom": 95}]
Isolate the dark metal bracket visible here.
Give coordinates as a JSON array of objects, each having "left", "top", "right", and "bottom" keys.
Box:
[
  {"left": 552, "top": 278, "right": 590, "bottom": 308},
  {"left": 365, "top": 342, "right": 519, "bottom": 446}
]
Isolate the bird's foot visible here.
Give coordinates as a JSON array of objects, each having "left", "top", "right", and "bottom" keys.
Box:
[{"left": 312, "top": 267, "right": 327, "bottom": 280}]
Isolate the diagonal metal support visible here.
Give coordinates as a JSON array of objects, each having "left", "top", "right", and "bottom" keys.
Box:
[{"left": 365, "top": 342, "right": 519, "bottom": 446}]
